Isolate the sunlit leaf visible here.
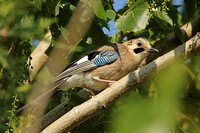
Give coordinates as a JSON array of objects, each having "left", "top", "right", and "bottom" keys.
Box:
[
  {"left": 106, "top": 9, "right": 116, "bottom": 20},
  {"left": 55, "top": 0, "right": 61, "bottom": 16},
  {"left": 89, "top": 0, "right": 107, "bottom": 21},
  {"left": 128, "top": 0, "right": 144, "bottom": 9},
  {"left": 115, "top": 2, "right": 149, "bottom": 32}
]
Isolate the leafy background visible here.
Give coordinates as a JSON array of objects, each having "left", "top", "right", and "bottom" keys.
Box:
[{"left": 0, "top": 0, "right": 200, "bottom": 132}]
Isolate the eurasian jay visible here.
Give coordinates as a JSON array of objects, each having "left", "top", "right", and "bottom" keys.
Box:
[
  {"left": 17, "top": 37, "right": 158, "bottom": 112},
  {"left": 52, "top": 37, "right": 158, "bottom": 93}
]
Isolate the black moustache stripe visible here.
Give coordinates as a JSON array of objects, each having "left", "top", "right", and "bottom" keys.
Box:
[{"left": 134, "top": 48, "right": 145, "bottom": 54}]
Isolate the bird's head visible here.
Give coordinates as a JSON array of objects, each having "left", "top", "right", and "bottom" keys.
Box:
[{"left": 123, "top": 37, "right": 159, "bottom": 60}]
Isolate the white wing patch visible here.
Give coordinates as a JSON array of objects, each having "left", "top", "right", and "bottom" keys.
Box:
[{"left": 76, "top": 56, "right": 89, "bottom": 64}]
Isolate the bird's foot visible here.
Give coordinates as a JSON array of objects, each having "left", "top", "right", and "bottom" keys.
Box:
[
  {"left": 93, "top": 77, "right": 117, "bottom": 86},
  {"left": 85, "top": 87, "right": 96, "bottom": 98}
]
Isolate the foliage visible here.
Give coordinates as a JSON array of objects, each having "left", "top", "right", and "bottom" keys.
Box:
[
  {"left": 112, "top": 62, "right": 187, "bottom": 133},
  {"left": 5, "top": 95, "right": 19, "bottom": 133},
  {"left": 115, "top": 2, "right": 149, "bottom": 32},
  {"left": 0, "top": 0, "right": 200, "bottom": 132}
]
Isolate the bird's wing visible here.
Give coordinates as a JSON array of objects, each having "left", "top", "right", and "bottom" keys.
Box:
[
  {"left": 51, "top": 50, "right": 121, "bottom": 84},
  {"left": 17, "top": 50, "right": 120, "bottom": 113}
]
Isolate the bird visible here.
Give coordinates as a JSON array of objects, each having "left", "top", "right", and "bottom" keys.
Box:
[{"left": 17, "top": 36, "right": 158, "bottom": 113}]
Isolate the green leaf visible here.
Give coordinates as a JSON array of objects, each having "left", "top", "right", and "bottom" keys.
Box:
[
  {"left": 167, "top": 5, "right": 183, "bottom": 26},
  {"left": 89, "top": 0, "right": 107, "bottom": 21},
  {"left": 182, "top": 0, "right": 196, "bottom": 23},
  {"left": 69, "top": 4, "right": 76, "bottom": 11},
  {"left": 153, "top": 10, "right": 173, "bottom": 29},
  {"left": 106, "top": 9, "right": 116, "bottom": 20},
  {"left": 29, "top": 0, "right": 42, "bottom": 10},
  {"left": 128, "top": 0, "right": 144, "bottom": 9},
  {"left": 86, "top": 37, "right": 93, "bottom": 45},
  {"left": 55, "top": 0, "right": 61, "bottom": 16},
  {"left": 115, "top": 2, "right": 149, "bottom": 32}
]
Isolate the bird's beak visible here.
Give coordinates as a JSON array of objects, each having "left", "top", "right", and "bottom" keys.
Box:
[{"left": 145, "top": 48, "right": 159, "bottom": 53}]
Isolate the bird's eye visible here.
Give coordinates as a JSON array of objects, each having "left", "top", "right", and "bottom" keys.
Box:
[{"left": 137, "top": 42, "right": 142, "bottom": 46}]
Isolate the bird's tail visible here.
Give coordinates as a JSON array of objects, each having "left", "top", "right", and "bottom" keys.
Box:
[{"left": 16, "top": 81, "right": 62, "bottom": 114}]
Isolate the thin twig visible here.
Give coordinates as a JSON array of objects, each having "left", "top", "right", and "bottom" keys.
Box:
[{"left": 0, "top": 42, "right": 14, "bottom": 79}]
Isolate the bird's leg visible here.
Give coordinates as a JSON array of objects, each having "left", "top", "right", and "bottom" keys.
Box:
[
  {"left": 93, "top": 77, "right": 117, "bottom": 85},
  {"left": 85, "top": 87, "right": 96, "bottom": 97},
  {"left": 85, "top": 88, "right": 105, "bottom": 109}
]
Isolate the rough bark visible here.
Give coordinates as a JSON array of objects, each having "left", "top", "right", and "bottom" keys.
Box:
[{"left": 29, "top": 30, "right": 52, "bottom": 81}]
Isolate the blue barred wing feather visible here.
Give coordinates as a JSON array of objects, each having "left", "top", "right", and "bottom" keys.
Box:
[
  {"left": 94, "top": 51, "right": 120, "bottom": 66},
  {"left": 51, "top": 51, "right": 120, "bottom": 84}
]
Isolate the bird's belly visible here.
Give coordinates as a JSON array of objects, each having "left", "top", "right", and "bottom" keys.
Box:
[
  {"left": 84, "top": 72, "right": 109, "bottom": 91},
  {"left": 58, "top": 73, "right": 85, "bottom": 90},
  {"left": 58, "top": 73, "right": 108, "bottom": 91},
  {"left": 58, "top": 67, "right": 131, "bottom": 92}
]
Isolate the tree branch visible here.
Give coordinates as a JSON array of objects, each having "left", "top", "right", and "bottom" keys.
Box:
[
  {"left": 41, "top": 33, "right": 200, "bottom": 133},
  {"left": 0, "top": 42, "right": 15, "bottom": 79},
  {"left": 29, "top": 30, "right": 52, "bottom": 82},
  {"left": 146, "top": 16, "right": 200, "bottom": 64}
]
